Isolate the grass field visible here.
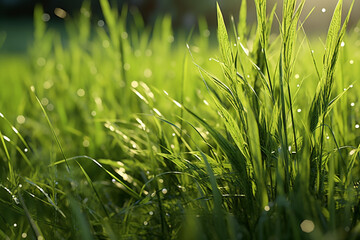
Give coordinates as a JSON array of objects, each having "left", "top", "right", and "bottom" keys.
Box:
[{"left": 0, "top": 0, "right": 360, "bottom": 239}]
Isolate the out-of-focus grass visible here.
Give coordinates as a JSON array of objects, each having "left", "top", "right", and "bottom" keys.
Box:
[{"left": 0, "top": 0, "right": 360, "bottom": 239}]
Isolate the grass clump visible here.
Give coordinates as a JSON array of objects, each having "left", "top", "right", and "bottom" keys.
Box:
[{"left": 0, "top": 0, "right": 360, "bottom": 239}]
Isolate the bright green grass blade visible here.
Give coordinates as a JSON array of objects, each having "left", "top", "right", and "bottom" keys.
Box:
[
  {"left": 217, "top": 3, "right": 232, "bottom": 67},
  {"left": 0, "top": 131, "right": 14, "bottom": 185},
  {"left": 237, "top": 0, "right": 247, "bottom": 41},
  {"left": 24, "top": 178, "right": 66, "bottom": 218},
  {"left": 33, "top": 94, "right": 70, "bottom": 172}
]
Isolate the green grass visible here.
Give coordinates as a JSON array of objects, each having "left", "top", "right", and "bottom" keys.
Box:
[{"left": 1, "top": 0, "right": 360, "bottom": 239}]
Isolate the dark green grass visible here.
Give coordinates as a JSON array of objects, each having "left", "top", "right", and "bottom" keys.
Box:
[{"left": 0, "top": 0, "right": 360, "bottom": 239}]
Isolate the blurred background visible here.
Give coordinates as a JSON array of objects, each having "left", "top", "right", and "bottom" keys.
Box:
[{"left": 0, "top": 0, "right": 359, "bottom": 52}]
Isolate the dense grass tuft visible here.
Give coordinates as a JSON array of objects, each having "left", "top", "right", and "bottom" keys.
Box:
[{"left": 0, "top": 0, "right": 360, "bottom": 239}]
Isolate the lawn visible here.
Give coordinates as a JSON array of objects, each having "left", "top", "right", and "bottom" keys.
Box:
[{"left": 0, "top": 0, "right": 359, "bottom": 239}]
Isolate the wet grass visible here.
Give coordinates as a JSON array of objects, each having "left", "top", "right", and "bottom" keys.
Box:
[{"left": 0, "top": 0, "right": 360, "bottom": 239}]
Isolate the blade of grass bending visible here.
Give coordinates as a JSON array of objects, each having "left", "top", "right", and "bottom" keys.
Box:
[
  {"left": 0, "top": 114, "right": 31, "bottom": 151},
  {"left": 34, "top": 95, "right": 70, "bottom": 172},
  {"left": 75, "top": 160, "right": 109, "bottom": 218},
  {"left": 157, "top": 115, "right": 228, "bottom": 239},
  {"left": 50, "top": 155, "right": 140, "bottom": 199},
  {"left": 17, "top": 191, "right": 44, "bottom": 239},
  {"left": 24, "top": 178, "right": 66, "bottom": 218},
  {"left": 0, "top": 131, "right": 14, "bottom": 185}
]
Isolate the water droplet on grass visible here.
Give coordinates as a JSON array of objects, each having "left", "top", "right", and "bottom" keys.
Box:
[
  {"left": 162, "top": 188, "right": 168, "bottom": 194},
  {"left": 264, "top": 206, "right": 270, "bottom": 211},
  {"left": 355, "top": 124, "right": 359, "bottom": 129},
  {"left": 153, "top": 108, "right": 162, "bottom": 116},
  {"left": 121, "top": 32, "right": 128, "bottom": 39},
  {"left": 144, "top": 69, "right": 152, "bottom": 78},
  {"left": 149, "top": 211, "right": 154, "bottom": 215},
  {"left": 0, "top": 112, "right": 3, "bottom": 118},
  {"left": 203, "top": 29, "right": 210, "bottom": 37},
  {"left": 97, "top": 20, "right": 104, "bottom": 27},
  {"left": 297, "top": 109, "right": 302, "bottom": 113},
  {"left": 102, "top": 40, "right": 110, "bottom": 48},
  {"left": 42, "top": 13, "right": 50, "bottom": 22},
  {"left": 295, "top": 74, "right": 300, "bottom": 79},
  {"left": 77, "top": 88, "right": 85, "bottom": 97},
  {"left": 341, "top": 41, "right": 345, "bottom": 47},
  {"left": 21, "top": 233, "right": 27, "bottom": 238},
  {"left": 300, "top": 220, "right": 315, "bottom": 233},
  {"left": 12, "top": 126, "right": 19, "bottom": 134},
  {"left": 143, "top": 221, "right": 148, "bottom": 226},
  {"left": 124, "top": 63, "right": 131, "bottom": 71},
  {"left": 82, "top": 139, "right": 90, "bottom": 147},
  {"left": 321, "top": 8, "right": 326, "bottom": 13},
  {"left": 173, "top": 100, "right": 182, "bottom": 108},
  {"left": 37, "top": 57, "right": 46, "bottom": 67},
  {"left": 351, "top": 102, "right": 355, "bottom": 107},
  {"left": 13, "top": 223, "right": 17, "bottom": 227},
  {"left": 350, "top": 60, "right": 354, "bottom": 64},
  {"left": 3, "top": 135, "right": 10, "bottom": 142},
  {"left": 41, "top": 98, "right": 49, "bottom": 106}
]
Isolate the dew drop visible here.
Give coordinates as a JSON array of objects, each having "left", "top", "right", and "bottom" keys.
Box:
[
  {"left": 162, "top": 188, "right": 168, "bottom": 194},
  {"left": 149, "top": 211, "right": 154, "bottom": 215},
  {"left": 77, "top": 88, "right": 85, "bottom": 97},
  {"left": 297, "top": 109, "right": 302, "bottom": 113},
  {"left": 350, "top": 102, "right": 355, "bottom": 107},
  {"left": 42, "top": 13, "right": 50, "bottom": 22},
  {"left": 12, "top": 126, "right": 19, "bottom": 134},
  {"left": 321, "top": 8, "right": 326, "bottom": 13},
  {"left": 121, "top": 32, "right": 128, "bottom": 39},
  {"left": 131, "top": 81, "right": 138, "bottom": 88},
  {"left": 355, "top": 124, "right": 359, "bottom": 129},
  {"left": 21, "top": 233, "right": 27, "bottom": 238},
  {"left": 144, "top": 221, "right": 148, "bottom": 226},
  {"left": 264, "top": 206, "right": 270, "bottom": 211},
  {"left": 37, "top": 57, "right": 46, "bottom": 67},
  {"left": 300, "top": 220, "right": 315, "bottom": 233},
  {"left": 350, "top": 60, "right": 354, "bottom": 65},
  {"left": 17, "top": 115, "right": 26, "bottom": 124},
  {"left": 102, "top": 40, "right": 110, "bottom": 48},
  {"left": 97, "top": 20, "right": 104, "bottom": 27},
  {"left": 341, "top": 41, "right": 345, "bottom": 47}
]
